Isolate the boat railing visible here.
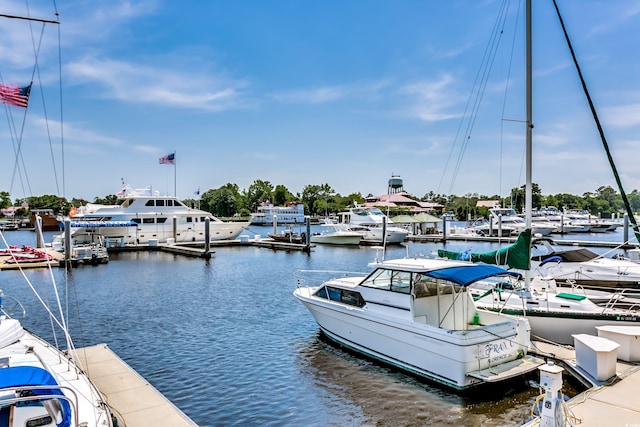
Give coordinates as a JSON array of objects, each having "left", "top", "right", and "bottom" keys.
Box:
[
  {"left": 561, "top": 280, "right": 640, "bottom": 314},
  {"left": 0, "top": 384, "right": 80, "bottom": 427},
  {"left": 294, "top": 269, "right": 366, "bottom": 288}
]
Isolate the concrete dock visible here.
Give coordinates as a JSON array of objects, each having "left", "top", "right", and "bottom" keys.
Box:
[
  {"left": 525, "top": 340, "right": 640, "bottom": 426},
  {"left": 75, "top": 344, "right": 198, "bottom": 427}
]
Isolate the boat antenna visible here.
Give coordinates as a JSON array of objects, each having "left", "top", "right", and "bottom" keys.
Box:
[{"left": 551, "top": 0, "right": 640, "bottom": 245}]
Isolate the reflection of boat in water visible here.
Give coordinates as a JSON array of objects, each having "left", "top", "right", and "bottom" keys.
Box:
[
  {"left": 294, "top": 258, "right": 542, "bottom": 390},
  {"left": 310, "top": 221, "right": 362, "bottom": 245},
  {"left": 60, "top": 186, "right": 247, "bottom": 245}
]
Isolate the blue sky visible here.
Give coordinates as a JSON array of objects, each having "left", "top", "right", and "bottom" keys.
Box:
[{"left": 2, "top": 0, "right": 640, "bottom": 202}]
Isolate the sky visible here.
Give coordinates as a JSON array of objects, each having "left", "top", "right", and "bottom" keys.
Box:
[{"left": 1, "top": 0, "right": 640, "bottom": 203}]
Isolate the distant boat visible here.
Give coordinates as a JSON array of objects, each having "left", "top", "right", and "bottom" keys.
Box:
[
  {"left": 250, "top": 201, "right": 305, "bottom": 225},
  {"left": 268, "top": 226, "right": 306, "bottom": 244},
  {"left": 59, "top": 185, "right": 247, "bottom": 245},
  {"left": 310, "top": 221, "right": 362, "bottom": 245},
  {"left": 28, "top": 209, "right": 60, "bottom": 231},
  {"left": 340, "top": 205, "right": 408, "bottom": 244}
]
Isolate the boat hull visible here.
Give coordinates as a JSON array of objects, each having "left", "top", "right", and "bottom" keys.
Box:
[{"left": 295, "top": 289, "right": 536, "bottom": 390}]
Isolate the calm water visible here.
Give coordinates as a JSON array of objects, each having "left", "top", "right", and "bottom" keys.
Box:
[{"left": 0, "top": 226, "right": 633, "bottom": 426}]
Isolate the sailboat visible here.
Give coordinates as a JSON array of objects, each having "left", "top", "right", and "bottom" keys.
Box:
[
  {"left": 437, "top": 0, "right": 640, "bottom": 345},
  {"left": 0, "top": 10, "right": 117, "bottom": 426}
]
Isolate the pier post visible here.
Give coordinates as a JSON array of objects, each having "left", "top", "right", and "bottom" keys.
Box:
[
  {"left": 305, "top": 217, "right": 311, "bottom": 252},
  {"left": 173, "top": 216, "right": 177, "bottom": 241},
  {"left": 382, "top": 217, "right": 387, "bottom": 246},
  {"left": 204, "top": 218, "right": 210, "bottom": 253},
  {"left": 272, "top": 215, "right": 277, "bottom": 236},
  {"left": 442, "top": 217, "right": 447, "bottom": 242},
  {"left": 35, "top": 216, "right": 43, "bottom": 248}
]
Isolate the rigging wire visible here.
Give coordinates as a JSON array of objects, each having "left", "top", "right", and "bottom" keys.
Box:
[
  {"left": 439, "top": 0, "right": 515, "bottom": 197},
  {"left": 551, "top": 0, "right": 640, "bottom": 245}
]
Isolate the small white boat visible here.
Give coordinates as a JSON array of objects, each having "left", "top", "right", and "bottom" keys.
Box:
[
  {"left": 310, "top": 221, "right": 362, "bottom": 245},
  {"left": 530, "top": 237, "right": 640, "bottom": 288},
  {"left": 294, "top": 258, "right": 543, "bottom": 390},
  {"left": 341, "top": 205, "right": 408, "bottom": 244}
]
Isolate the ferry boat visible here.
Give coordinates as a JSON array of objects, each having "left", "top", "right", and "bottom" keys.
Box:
[
  {"left": 250, "top": 201, "right": 305, "bottom": 225},
  {"left": 59, "top": 186, "right": 247, "bottom": 246}
]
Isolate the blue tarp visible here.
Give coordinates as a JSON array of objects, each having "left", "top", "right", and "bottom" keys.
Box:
[
  {"left": 424, "top": 265, "right": 522, "bottom": 287},
  {"left": 0, "top": 366, "right": 72, "bottom": 427}
]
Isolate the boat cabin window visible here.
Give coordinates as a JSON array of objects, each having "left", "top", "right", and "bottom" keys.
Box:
[
  {"left": 145, "top": 200, "right": 154, "bottom": 206},
  {"left": 156, "top": 200, "right": 165, "bottom": 206},
  {"left": 142, "top": 218, "right": 154, "bottom": 224},
  {"left": 361, "top": 269, "right": 411, "bottom": 293},
  {"left": 157, "top": 218, "right": 167, "bottom": 224},
  {"left": 186, "top": 217, "right": 193, "bottom": 223},
  {"left": 413, "top": 274, "right": 439, "bottom": 298},
  {"left": 314, "top": 286, "right": 365, "bottom": 307},
  {"left": 132, "top": 218, "right": 141, "bottom": 224}
]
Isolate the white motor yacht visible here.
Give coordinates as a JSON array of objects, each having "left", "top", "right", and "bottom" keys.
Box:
[
  {"left": 342, "top": 205, "right": 408, "bottom": 244},
  {"left": 310, "top": 221, "right": 362, "bottom": 245},
  {"left": 294, "top": 258, "right": 543, "bottom": 390},
  {"left": 60, "top": 186, "right": 247, "bottom": 246}
]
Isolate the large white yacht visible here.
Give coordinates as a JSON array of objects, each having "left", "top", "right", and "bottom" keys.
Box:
[
  {"left": 61, "top": 186, "right": 247, "bottom": 246},
  {"left": 294, "top": 258, "right": 543, "bottom": 390}
]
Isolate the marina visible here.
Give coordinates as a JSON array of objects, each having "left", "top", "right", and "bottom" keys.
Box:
[{"left": 1, "top": 226, "right": 639, "bottom": 426}]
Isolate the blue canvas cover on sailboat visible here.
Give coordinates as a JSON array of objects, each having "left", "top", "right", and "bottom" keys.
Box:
[
  {"left": 0, "top": 366, "right": 72, "bottom": 427},
  {"left": 437, "top": 229, "right": 531, "bottom": 270},
  {"left": 424, "top": 264, "right": 521, "bottom": 287}
]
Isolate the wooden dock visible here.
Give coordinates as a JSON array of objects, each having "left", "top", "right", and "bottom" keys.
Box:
[{"left": 75, "top": 344, "right": 198, "bottom": 427}]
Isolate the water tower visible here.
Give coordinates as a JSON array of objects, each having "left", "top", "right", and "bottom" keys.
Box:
[{"left": 388, "top": 175, "right": 404, "bottom": 194}]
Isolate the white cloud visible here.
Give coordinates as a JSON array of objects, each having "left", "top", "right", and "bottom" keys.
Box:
[{"left": 66, "top": 56, "right": 249, "bottom": 111}]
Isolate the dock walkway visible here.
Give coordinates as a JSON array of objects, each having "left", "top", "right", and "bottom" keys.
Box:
[
  {"left": 525, "top": 340, "right": 640, "bottom": 426},
  {"left": 76, "top": 344, "right": 198, "bottom": 427}
]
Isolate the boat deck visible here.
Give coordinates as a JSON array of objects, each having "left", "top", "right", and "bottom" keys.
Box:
[
  {"left": 525, "top": 340, "right": 640, "bottom": 426},
  {"left": 75, "top": 344, "right": 198, "bottom": 427}
]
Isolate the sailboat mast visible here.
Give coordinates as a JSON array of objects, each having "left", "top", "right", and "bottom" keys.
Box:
[
  {"left": 525, "top": 0, "right": 532, "bottom": 285},
  {"left": 525, "top": 0, "right": 532, "bottom": 230}
]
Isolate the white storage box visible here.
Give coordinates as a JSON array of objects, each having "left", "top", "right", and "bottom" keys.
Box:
[
  {"left": 572, "top": 334, "right": 619, "bottom": 381},
  {"left": 596, "top": 326, "right": 640, "bottom": 363},
  {"left": 148, "top": 239, "right": 158, "bottom": 247}
]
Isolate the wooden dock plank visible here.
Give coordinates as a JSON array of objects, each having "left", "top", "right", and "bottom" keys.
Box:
[{"left": 75, "top": 344, "right": 198, "bottom": 427}]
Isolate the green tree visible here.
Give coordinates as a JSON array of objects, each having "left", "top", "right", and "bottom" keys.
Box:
[
  {"left": 272, "top": 185, "right": 294, "bottom": 206},
  {"left": 244, "top": 180, "right": 274, "bottom": 212},
  {"left": 301, "top": 183, "right": 334, "bottom": 216},
  {"left": 0, "top": 191, "right": 11, "bottom": 210}
]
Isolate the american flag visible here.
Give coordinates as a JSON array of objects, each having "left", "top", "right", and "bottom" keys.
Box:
[
  {"left": 159, "top": 152, "right": 175, "bottom": 165},
  {"left": 0, "top": 83, "right": 32, "bottom": 108}
]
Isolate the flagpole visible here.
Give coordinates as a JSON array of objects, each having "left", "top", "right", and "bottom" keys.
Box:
[{"left": 174, "top": 151, "right": 177, "bottom": 197}]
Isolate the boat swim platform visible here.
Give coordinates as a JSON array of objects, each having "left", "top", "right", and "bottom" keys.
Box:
[
  {"left": 75, "top": 343, "right": 198, "bottom": 427},
  {"left": 524, "top": 340, "right": 640, "bottom": 426}
]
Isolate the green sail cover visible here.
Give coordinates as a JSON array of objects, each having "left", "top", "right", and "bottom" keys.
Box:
[{"left": 437, "top": 229, "right": 531, "bottom": 270}]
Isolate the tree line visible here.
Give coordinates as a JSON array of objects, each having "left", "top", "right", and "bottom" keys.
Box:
[{"left": 2, "top": 182, "right": 639, "bottom": 221}]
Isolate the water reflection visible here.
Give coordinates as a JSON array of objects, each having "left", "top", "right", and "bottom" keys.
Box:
[{"left": 296, "top": 331, "right": 542, "bottom": 426}]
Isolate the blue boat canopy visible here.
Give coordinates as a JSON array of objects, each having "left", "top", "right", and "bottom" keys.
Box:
[
  {"left": 0, "top": 366, "right": 72, "bottom": 427},
  {"left": 61, "top": 220, "right": 137, "bottom": 228},
  {"left": 424, "top": 265, "right": 522, "bottom": 287}
]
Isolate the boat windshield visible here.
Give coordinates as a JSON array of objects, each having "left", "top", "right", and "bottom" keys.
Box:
[{"left": 361, "top": 269, "right": 412, "bottom": 294}]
